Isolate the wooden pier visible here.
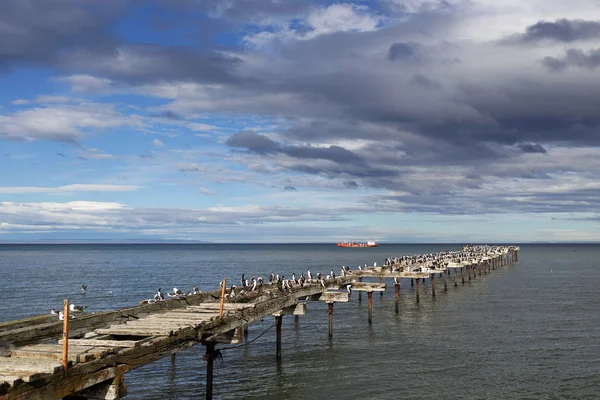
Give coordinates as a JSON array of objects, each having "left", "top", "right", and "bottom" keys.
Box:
[{"left": 0, "top": 246, "right": 519, "bottom": 400}]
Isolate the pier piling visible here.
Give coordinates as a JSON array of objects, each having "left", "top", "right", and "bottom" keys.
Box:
[
  {"left": 444, "top": 269, "right": 447, "bottom": 291},
  {"left": 204, "top": 342, "right": 217, "bottom": 400},
  {"left": 394, "top": 283, "right": 400, "bottom": 314},
  {"left": 275, "top": 315, "right": 282, "bottom": 362},
  {"left": 415, "top": 278, "right": 420, "bottom": 303},
  {"left": 328, "top": 302, "right": 334, "bottom": 338},
  {"left": 431, "top": 273, "right": 435, "bottom": 297},
  {"left": 367, "top": 291, "right": 373, "bottom": 325},
  {"left": 461, "top": 267, "right": 465, "bottom": 285}
]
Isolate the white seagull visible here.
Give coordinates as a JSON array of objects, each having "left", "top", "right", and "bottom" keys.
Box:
[{"left": 69, "top": 304, "right": 87, "bottom": 313}]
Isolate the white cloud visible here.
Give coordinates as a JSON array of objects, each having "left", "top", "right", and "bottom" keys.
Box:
[
  {"left": 244, "top": 3, "right": 383, "bottom": 47},
  {"left": 0, "top": 185, "right": 142, "bottom": 194},
  {"left": 198, "top": 187, "right": 216, "bottom": 195},
  {"left": 0, "top": 102, "right": 144, "bottom": 142},
  {"left": 187, "top": 122, "right": 217, "bottom": 131},
  {"left": 55, "top": 75, "right": 114, "bottom": 93},
  {"left": 153, "top": 138, "right": 166, "bottom": 147}
]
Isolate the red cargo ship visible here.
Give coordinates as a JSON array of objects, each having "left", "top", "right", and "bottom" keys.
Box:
[{"left": 337, "top": 241, "right": 378, "bottom": 248}]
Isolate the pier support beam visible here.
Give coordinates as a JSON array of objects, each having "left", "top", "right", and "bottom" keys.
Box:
[
  {"left": 468, "top": 266, "right": 471, "bottom": 281},
  {"left": 411, "top": 278, "right": 414, "bottom": 287},
  {"left": 275, "top": 315, "right": 282, "bottom": 362},
  {"left": 243, "top": 323, "right": 249, "bottom": 338},
  {"left": 65, "top": 374, "right": 128, "bottom": 400},
  {"left": 461, "top": 267, "right": 465, "bottom": 285},
  {"left": 380, "top": 276, "right": 384, "bottom": 296},
  {"left": 431, "top": 273, "right": 435, "bottom": 297},
  {"left": 328, "top": 302, "right": 334, "bottom": 338},
  {"left": 415, "top": 278, "right": 420, "bottom": 303}
]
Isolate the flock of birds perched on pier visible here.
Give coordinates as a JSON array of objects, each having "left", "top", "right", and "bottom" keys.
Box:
[{"left": 49, "top": 245, "right": 516, "bottom": 319}]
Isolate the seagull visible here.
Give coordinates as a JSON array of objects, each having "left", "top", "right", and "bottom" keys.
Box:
[
  {"left": 358, "top": 265, "right": 362, "bottom": 271},
  {"left": 241, "top": 274, "right": 246, "bottom": 288},
  {"left": 320, "top": 280, "right": 326, "bottom": 289},
  {"left": 81, "top": 284, "right": 87, "bottom": 293},
  {"left": 394, "top": 277, "right": 400, "bottom": 284},
  {"left": 155, "top": 288, "right": 165, "bottom": 301},
  {"left": 193, "top": 286, "right": 201, "bottom": 294},
  {"left": 307, "top": 269, "right": 312, "bottom": 281},
  {"left": 70, "top": 303, "right": 87, "bottom": 313},
  {"left": 174, "top": 287, "right": 185, "bottom": 296},
  {"left": 58, "top": 311, "right": 74, "bottom": 320},
  {"left": 50, "top": 308, "right": 59, "bottom": 315}
]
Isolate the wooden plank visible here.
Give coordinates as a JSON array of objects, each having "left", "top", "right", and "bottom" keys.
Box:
[
  {"left": 349, "top": 282, "right": 387, "bottom": 292},
  {"left": 184, "top": 303, "right": 255, "bottom": 310},
  {"left": 0, "top": 358, "right": 64, "bottom": 374},
  {"left": 319, "top": 292, "right": 350, "bottom": 303}
]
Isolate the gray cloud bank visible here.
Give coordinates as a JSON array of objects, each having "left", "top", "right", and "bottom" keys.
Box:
[{"left": 3, "top": 1, "right": 600, "bottom": 218}]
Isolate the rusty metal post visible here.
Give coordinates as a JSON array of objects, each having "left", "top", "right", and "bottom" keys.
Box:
[
  {"left": 219, "top": 279, "right": 226, "bottom": 319},
  {"left": 358, "top": 277, "right": 363, "bottom": 302},
  {"left": 453, "top": 268, "right": 457, "bottom": 287},
  {"left": 415, "top": 278, "right": 420, "bottom": 303},
  {"left": 394, "top": 283, "right": 400, "bottom": 314},
  {"left": 205, "top": 342, "right": 216, "bottom": 400},
  {"left": 275, "top": 315, "right": 282, "bottom": 362},
  {"left": 443, "top": 269, "right": 448, "bottom": 291},
  {"left": 62, "top": 299, "right": 69, "bottom": 374},
  {"left": 328, "top": 302, "right": 334, "bottom": 338},
  {"left": 431, "top": 273, "right": 435, "bottom": 297},
  {"left": 367, "top": 291, "right": 373, "bottom": 325}
]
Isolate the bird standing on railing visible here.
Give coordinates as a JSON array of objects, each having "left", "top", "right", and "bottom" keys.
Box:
[{"left": 69, "top": 304, "right": 87, "bottom": 313}]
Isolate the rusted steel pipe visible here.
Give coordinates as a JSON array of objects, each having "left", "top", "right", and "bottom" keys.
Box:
[{"left": 62, "top": 299, "right": 69, "bottom": 374}]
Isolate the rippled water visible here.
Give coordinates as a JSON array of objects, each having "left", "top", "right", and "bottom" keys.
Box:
[{"left": 1, "top": 243, "right": 599, "bottom": 399}]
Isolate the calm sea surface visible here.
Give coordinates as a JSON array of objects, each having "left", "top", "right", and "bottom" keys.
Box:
[{"left": 1, "top": 243, "right": 599, "bottom": 399}]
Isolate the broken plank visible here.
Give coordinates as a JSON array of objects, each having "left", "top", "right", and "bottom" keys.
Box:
[
  {"left": 94, "top": 327, "right": 175, "bottom": 336},
  {"left": 61, "top": 337, "right": 152, "bottom": 348}
]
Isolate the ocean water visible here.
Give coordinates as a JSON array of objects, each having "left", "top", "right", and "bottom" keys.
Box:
[{"left": 1, "top": 243, "right": 599, "bottom": 399}]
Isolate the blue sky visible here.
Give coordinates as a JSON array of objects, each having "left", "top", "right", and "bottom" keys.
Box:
[{"left": 1, "top": 0, "right": 600, "bottom": 243}]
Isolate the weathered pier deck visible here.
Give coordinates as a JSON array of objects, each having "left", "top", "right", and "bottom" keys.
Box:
[{"left": 0, "top": 245, "right": 519, "bottom": 400}]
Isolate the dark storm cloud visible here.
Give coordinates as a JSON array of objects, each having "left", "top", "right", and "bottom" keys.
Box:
[
  {"left": 61, "top": 44, "right": 243, "bottom": 85},
  {"left": 517, "top": 142, "right": 548, "bottom": 154},
  {"left": 226, "top": 130, "right": 365, "bottom": 165},
  {"left": 513, "top": 19, "right": 600, "bottom": 43},
  {"left": 0, "top": 0, "right": 123, "bottom": 70},
  {"left": 387, "top": 42, "right": 419, "bottom": 61},
  {"left": 542, "top": 48, "right": 600, "bottom": 71},
  {"left": 226, "top": 130, "right": 281, "bottom": 154},
  {"left": 150, "top": 111, "right": 184, "bottom": 120},
  {"left": 409, "top": 74, "right": 442, "bottom": 90}
]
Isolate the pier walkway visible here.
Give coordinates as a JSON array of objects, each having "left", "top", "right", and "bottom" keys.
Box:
[{"left": 0, "top": 246, "right": 518, "bottom": 400}]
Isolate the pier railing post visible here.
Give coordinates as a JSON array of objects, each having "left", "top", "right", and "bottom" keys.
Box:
[
  {"left": 62, "top": 299, "right": 69, "bottom": 375},
  {"left": 219, "top": 279, "right": 226, "bottom": 319}
]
